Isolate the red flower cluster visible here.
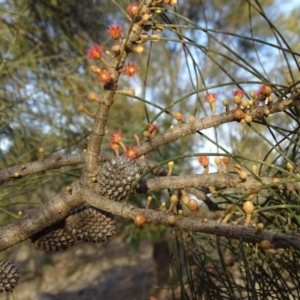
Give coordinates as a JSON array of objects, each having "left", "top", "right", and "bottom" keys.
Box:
[
  {"left": 122, "top": 62, "right": 138, "bottom": 77},
  {"left": 98, "top": 69, "right": 113, "bottom": 84},
  {"left": 87, "top": 44, "right": 103, "bottom": 60},
  {"left": 109, "top": 132, "right": 124, "bottom": 150},
  {"left": 127, "top": 3, "right": 139, "bottom": 17},
  {"left": 125, "top": 147, "right": 139, "bottom": 159},
  {"left": 107, "top": 25, "right": 123, "bottom": 40}
]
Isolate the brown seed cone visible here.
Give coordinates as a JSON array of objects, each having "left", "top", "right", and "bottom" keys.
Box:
[
  {"left": 97, "top": 156, "right": 141, "bottom": 201},
  {"left": 30, "top": 219, "right": 76, "bottom": 252},
  {"left": 0, "top": 260, "right": 20, "bottom": 293},
  {"left": 66, "top": 207, "right": 116, "bottom": 243},
  {"left": 30, "top": 207, "right": 115, "bottom": 251}
]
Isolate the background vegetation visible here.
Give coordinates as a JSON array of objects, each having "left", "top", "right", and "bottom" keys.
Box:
[{"left": 1, "top": 0, "right": 300, "bottom": 299}]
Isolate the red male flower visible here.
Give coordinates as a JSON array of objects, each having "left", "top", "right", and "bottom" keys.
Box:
[
  {"left": 110, "top": 131, "right": 124, "bottom": 145},
  {"left": 125, "top": 147, "right": 139, "bottom": 159},
  {"left": 127, "top": 3, "right": 139, "bottom": 17},
  {"left": 122, "top": 62, "right": 138, "bottom": 77},
  {"left": 87, "top": 44, "right": 103, "bottom": 60},
  {"left": 257, "top": 84, "right": 272, "bottom": 97},
  {"left": 233, "top": 89, "right": 245, "bottom": 98},
  {"left": 107, "top": 25, "right": 123, "bottom": 40},
  {"left": 109, "top": 132, "right": 125, "bottom": 156},
  {"left": 98, "top": 69, "right": 113, "bottom": 84}
]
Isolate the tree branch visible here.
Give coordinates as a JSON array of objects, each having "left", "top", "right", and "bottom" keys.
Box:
[
  {"left": 0, "top": 182, "right": 84, "bottom": 252},
  {"left": 82, "top": 187, "right": 300, "bottom": 250},
  {"left": 1, "top": 178, "right": 298, "bottom": 253},
  {"left": 2, "top": 97, "right": 298, "bottom": 188},
  {"left": 134, "top": 97, "right": 300, "bottom": 157},
  {"left": 0, "top": 152, "right": 114, "bottom": 185},
  {"left": 142, "top": 173, "right": 300, "bottom": 193},
  {"left": 82, "top": 0, "right": 156, "bottom": 177}
]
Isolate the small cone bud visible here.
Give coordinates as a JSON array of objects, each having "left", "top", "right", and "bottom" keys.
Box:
[
  {"left": 173, "top": 111, "right": 184, "bottom": 123},
  {"left": 260, "top": 240, "right": 274, "bottom": 250},
  {"left": 134, "top": 213, "right": 147, "bottom": 226},
  {"left": 167, "top": 215, "right": 176, "bottom": 224},
  {"left": 243, "top": 201, "right": 254, "bottom": 226}
]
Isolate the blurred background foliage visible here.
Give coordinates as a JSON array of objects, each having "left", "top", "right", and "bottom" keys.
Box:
[{"left": 1, "top": 0, "right": 300, "bottom": 298}]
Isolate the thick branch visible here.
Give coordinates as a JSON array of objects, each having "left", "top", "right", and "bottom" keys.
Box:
[
  {"left": 0, "top": 152, "right": 114, "bottom": 185},
  {"left": 135, "top": 97, "right": 300, "bottom": 157},
  {"left": 2, "top": 99, "right": 298, "bottom": 190},
  {"left": 0, "top": 182, "right": 84, "bottom": 251},
  {"left": 0, "top": 180, "right": 299, "bottom": 253},
  {"left": 143, "top": 173, "right": 300, "bottom": 192},
  {"left": 83, "top": 0, "right": 155, "bottom": 177},
  {"left": 81, "top": 188, "right": 300, "bottom": 250}
]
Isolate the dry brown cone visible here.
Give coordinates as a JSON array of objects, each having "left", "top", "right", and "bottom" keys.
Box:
[
  {"left": 30, "top": 219, "right": 76, "bottom": 252},
  {"left": 0, "top": 260, "right": 20, "bottom": 293},
  {"left": 30, "top": 206, "right": 116, "bottom": 251},
  {"left": 66, "top": 207, "right": 116, "bottom": 243},
  {"left": 97, "top": 156, "right": 141, "bottom": 201}
]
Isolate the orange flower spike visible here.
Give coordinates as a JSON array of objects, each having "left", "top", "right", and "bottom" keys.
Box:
[
  {"left": 110, "top": 132, "right": 126, "bottom": 152},
  {"left": 110, "top": 131, "right": 123, "bottom": 144},
  {"left": 98, "top": 69, "right": 113, "bottom": 84},
  {"left": 127, "top": 2, "right": 139, "bottom": 17},
  {"left": 125, "top": 147, "right": 139, "bottom": 159},
  {"left": 107, "top": 25, "right": 123, "bottom": 40},
  {"left": 122, "top": 62, "right": 138, "bottom": 77},
  {"left": 87, "top": 44, "right": 104, "bottom": 60},
  {"left": 205, "top": 93, "right": 217, "bottom": 115}
]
